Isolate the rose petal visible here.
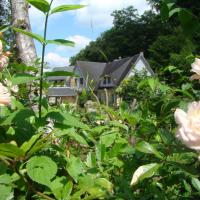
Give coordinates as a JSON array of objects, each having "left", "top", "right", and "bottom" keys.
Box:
[
  {"left": 174, "top": 108, "right": 187, "bottom": 125},
  {"left": 190, "top": 74, "right": 200, "bottom": 80}
]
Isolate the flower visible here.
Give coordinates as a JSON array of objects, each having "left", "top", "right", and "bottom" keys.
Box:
[
  {"left": 174, "top": 101, "right": 200, "bottom": 150},
  {"left": 0, "top": 40, "right": 2, "bottom": 54},
  {"left": 190, "top": 58, "right": 200, "bottom": 80},
  {"left": 0, "top": 83, "right": 11, "bottom": 106},
  {"left": 0, "top": 55, "right": 8, "bottom": 70}
]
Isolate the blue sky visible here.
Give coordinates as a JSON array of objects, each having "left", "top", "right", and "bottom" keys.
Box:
[{"left": 29, "top": 0, "right": 150, "bottom": 68}]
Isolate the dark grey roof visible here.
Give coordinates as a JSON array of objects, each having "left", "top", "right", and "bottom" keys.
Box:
[
  {"left": 48, "top": 87, "right": 77, "bottom": 97},
  {"left": 103, "top": 56, "right": 135, "bottom": 75},
  {"left": 102, "top": 55, "right": 140, "bottom": 85},
  {"left": 47, "top": 76, "right": 69, "bottom": 81},
  {"left": 52, "top": 66, "right": 74, "bottom": 72},
  {"left": 75, "top": 53, "right": 153, "bottom": 89},
  {"left": 76, "top": 61, "right": 106, "bottom": 89}
]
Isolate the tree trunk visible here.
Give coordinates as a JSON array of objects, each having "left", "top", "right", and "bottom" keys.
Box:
[{"left": 11, "top": 0, "right": 37, "bottom": 65}]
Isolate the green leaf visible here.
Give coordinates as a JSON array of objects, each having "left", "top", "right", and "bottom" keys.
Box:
[
  {"left": 50, "top": 177, "right": 73, "bottom": 200},
  {"left": 26, "top": 0, "right": 50, "bottom": 13},
  {"left": 0, "top": 185, "right": 13, "bottom": 200},
  {"left": 50, "top": 5, "right": 85, "bottom": 15},
  {"left": 96, "top": 143, "right": 106, "bottom": 162},
  {"left": 0, "top": 25, "right": 10, "bottom": 32},
  {"left": 1, "top": 109, "right": 35, "bottom": 126},
  {"left": 131, "top": 163, "right": 160, "bottom": 186},
  {"left": 160, "top": 2, "right": 169, "bottom": 21},
  {"left": 47, "top": 110, "right": 90, "bottom": 130},
  {"left": 109, "top": 120, "right": 128, "bottom": 131},
  {"left": 44, "top": 71, "right": 76, "bottom": 77},
  {"left": 11, "top": 73, "right": 37, "bottom": 85},
  {"left": 95, "top": 178, "right": 113, "bottom": 192},
  {"left": 20, "top": 133, "right": 42, "bottom": 154},
  {"left": 169, "top": 8, "right": 182, "bottom": 18},
  {"left": 62, "top": 181, "right": 73, "bottom": 200},
  {"left": 86, "top": 152, "right": 96, "bottom": 168},
  {"left": 26, "top": 156, "right": 57, "bottom": 186},
  {"left": 100, "top": 133, "right": 117, "bottom": 147},
  {"left": 147, "top": 78, "right": 159, "bottom": 91},
  {"left": 0, "top": 143, "right": 24, "bottom": 158},
  {"left": 0, "top": 174, "right": 12, "bottom": 185},
  {"left": 135, "top": 141, "right": 163, "bottom": 159},
  {"left": 191, "top": 178, "right": 200, "bottom": 192},
  {"left": 46, "top": 39, "right": 74, "bottom": 47},
  {"left": 13, "top": 27, "right": 44, "bottom": 43},
  {"left": 55, "top": 128, "right": 88, "bottom": 146},
  {"left": 66, "top": 156, "right": 83, "bottom": 183}
]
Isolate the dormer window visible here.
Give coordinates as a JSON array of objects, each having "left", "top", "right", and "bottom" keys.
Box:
[{"left": 102, "top": 76, "right": 112, "bottom": 86}]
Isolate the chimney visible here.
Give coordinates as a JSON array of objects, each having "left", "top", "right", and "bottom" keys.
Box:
[{"left": 140, "top": 52, "right": 144, "bottom": 56}]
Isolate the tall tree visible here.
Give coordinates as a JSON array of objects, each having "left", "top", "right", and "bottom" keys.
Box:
[
  {"left": 11, "top": 0, "right": 37, "bottom": 65},
  {"left": 70, "top": 7, "right": 169, "bottom": 64}
]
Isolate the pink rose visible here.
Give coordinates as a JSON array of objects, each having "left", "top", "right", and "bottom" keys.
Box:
[
  {"left": 0, "top": 55, "right": 9, "bottom": 70},
  {"left": 174, "top": 101, "right": 200, "bottom": 150},
  {"left": 190, "top": 58, "right": 200, "bottom": 80},
  {"left": 0, "top": 83, "right": 11, "bottom": 106}
]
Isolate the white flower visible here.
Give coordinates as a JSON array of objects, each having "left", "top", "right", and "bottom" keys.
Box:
[
  {"left": 0, "top": 55, "right": 9, "bottom": 70},
  {"left": 190, "top": 58, "right": 200, "bottom": 80},
  {"left": 174, "top": 101, "right": 200, "bottom": 150},
  {"left": 0, "top": 83, "right": 11, "bottom": 106}
]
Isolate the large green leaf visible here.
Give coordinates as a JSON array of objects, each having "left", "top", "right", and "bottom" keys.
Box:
[
  {"left": 11, "top": 73, "right": 37, "bottom": 85},
  {"left": 100, "top": 133, "right": 117, "bottom": 147},
  {"left": 96, "top": 143, "right": 106, "bottom": 162},
  {"left": 66, "top": 156, "right": 83, "bottom": 183},
  {"left": 62, "top": 181, "right": 73, "bottom": 200},
  {"left": 50, "top": 5, "right": 85, "bottom": 15},
  {"left": 0, "top": 143, "right": 25, "bottom": 158},
  {"left": 131, "top": 163, "right": 160, "bottom": 186},
  {"left": 0, "top": 185, "right": 13, "bottom": 200},
  {"left": 13, "top": 27, "right": 44, "bottom": 43},
  {"left": 1, "top": 109, "right": 35, "bottom": 126},
  {"left": 46, "top": 39, "right": 74, "bottom": 47},
  {"left": 0, "top": 174, "right": 12, "bottom": 185},
  {"left": 26, "top": 0, "right": 50, "bottom": 13},
  {"left": 50, "top": 177, "right": 73, "bottom": 200},
  {"left": 20, "top": 133, "right": 42, "bottom": 154},
  {"left": 135, "top": 141, "right": 163, "bottom": 159},
  {"left": 26, "top": 156, "right": 57, "bottom": 186},
  {"left": 95, "top": 178, "right": 113, "bottom": 192},
  {"left": 46, "top": 110, "right": 90, "bottom": 130},
  {"left": 55, "top": 128, "right": 88, "bottom": 146},
  {"left": 191, "top": 178, "right": 200, "bottom": 192}
]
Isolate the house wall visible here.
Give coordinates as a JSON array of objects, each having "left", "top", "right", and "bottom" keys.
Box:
[
  {"left": 97, "top": 89, "right": 117, "bottom": 106},
  {"left": 127, "top": 59, "right": 151, "bottom": 78},
  {"left": 61, "top": 96, "right": 76, "bottom": 104},
  {"left": 48, "top": 96, "right": 76, "bottom": 104}
]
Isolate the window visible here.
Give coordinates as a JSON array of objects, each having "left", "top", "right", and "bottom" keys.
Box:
[
  {"left": 107, "top": 77, "right": 111, "bottom": 84},
  {"left": 102, "top": 76, "right": 111, "bottom": 85},
  {"left": 80, "top": 78, "right": 84, "bottom": 85},
  {"left": 103, "top": 77, "right": 107, "bottom": 84}
]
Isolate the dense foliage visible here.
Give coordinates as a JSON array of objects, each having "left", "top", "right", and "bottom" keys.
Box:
[{"left": 0, "top": 0, "right": 200, "bottom": 199}]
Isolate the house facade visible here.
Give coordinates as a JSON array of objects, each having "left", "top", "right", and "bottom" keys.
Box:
[{"left": 47, "top": 52, "right": 154, "bottom": 105}]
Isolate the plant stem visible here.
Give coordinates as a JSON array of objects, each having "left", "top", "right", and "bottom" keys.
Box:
[{"left": 39, "top": 0, "right": 54, "bottom": 118}]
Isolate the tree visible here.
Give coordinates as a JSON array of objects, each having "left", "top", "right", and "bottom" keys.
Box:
[
  {"left": 0, "top": 0, "right": 9, "bottom": 26},
  {"left": 70, "top": 7, "right": 169, "bottom": 64},
  {"left": 11, "top": 0, "right": 37, "bottom": 65}
]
